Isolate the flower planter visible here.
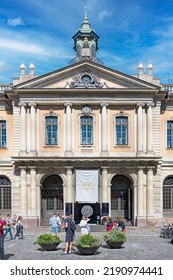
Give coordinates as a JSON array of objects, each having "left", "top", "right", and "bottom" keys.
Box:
[
  {"left": 38, "top": 242, "right": 61, "bottom": 251},
  {"left": 105, "top": 240, "right": 125, "bottom": 249},
  {"left": 76, "top": 246, "right": 100, "bottom": 255}
]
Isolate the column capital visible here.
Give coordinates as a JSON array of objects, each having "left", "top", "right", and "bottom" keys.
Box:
[
  {"left": 28, "top": 166, "right": 37, "bottom": 170},
  {"left": 28, "top": 102, "right": 37, "bottom": 107},
  {"left": 137, "top": 166, "right": 145, "bottom": 170},
  {"left": 101, "top": 166, "right": 109, "bottom": 170},
  {"left": 147, "top": 166, "right": 155, "bottom": 170},
  {"left": 19, "top": 102, "right": 27, "bottom": 107},
  {"left": 100, "top": 102, "right": 109, "bottom": 108},
  {"left": 64, "top": 102, "right": 73, "bottom": 107},
  {"left": 18, "top": 166, "right": 27, "bottom": 170},
  {"left": 136, "top": 102, "right": 145, "bottom": 108},
  {"left": 65, "top": 166, "right": 73, "bottom": 170},
  {"left": 146, "top": 102, "right": 155, "bottom": 108}
]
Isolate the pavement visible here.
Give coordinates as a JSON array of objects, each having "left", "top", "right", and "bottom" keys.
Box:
[{"left": 3, "top": 226, "right": 173, "bottom": 260}]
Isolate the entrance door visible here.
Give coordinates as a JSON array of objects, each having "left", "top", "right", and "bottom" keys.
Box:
[
  {"left": 111, "top": 175, "right": 131, "bottom": 220},
  {"left": 41, "top": 175, "right": 63, "bottom": 225}
]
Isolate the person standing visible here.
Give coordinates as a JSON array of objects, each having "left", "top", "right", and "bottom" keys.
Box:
[
  {"left": 49, "top": 213, "right": 58, "bottom": 236},
  {"left": 79, "top": 216, "right": 90, "bottom": 235},
  {"left": 62, "top": 214, "right": 76, "bottom": 255},
  {"left": 57, "top": 213, "right": 62, "bottom": 237},
  {"left": 4, "top": 214, "right": 13, "bottom": 240},
  {"left": 14, "top": 216, "right": 25, "bottom": 239},
  {"left": 0, "top": 215, "right": 7, "bottom": 259},
  {"left": 11, "top": 214, "right": 17, "bottom": 235}
]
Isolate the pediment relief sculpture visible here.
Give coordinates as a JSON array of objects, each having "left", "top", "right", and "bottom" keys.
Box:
[{"left": 70, "top": 68, "right": 103, "bottom": 88}]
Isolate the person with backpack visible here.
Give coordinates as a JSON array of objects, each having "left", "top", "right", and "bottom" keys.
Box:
[{"left": 62, "top": 214, "right": 76, "bottom": 255}]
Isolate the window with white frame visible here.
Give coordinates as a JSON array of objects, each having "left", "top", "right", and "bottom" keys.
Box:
[
  {"left": 0, "top": 120, "right": 7, "bottom": 148},
  {"left": 167, "top": 120, "right": 173, "bottom": 148},
  {"left": 115, "top": 116, "right": 128, "bottom": 145},
  {"left": 45, "top": 115, "right": 58, "bottom": 145},
  {"left": 80, "top": 116, "right": 93, "bottom": 145}
]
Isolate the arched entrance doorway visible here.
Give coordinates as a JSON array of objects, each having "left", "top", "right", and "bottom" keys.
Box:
[
  {"left": 111, "top": 175, "right": 132, "bottom": 221},
  {"left": 41, "top": 175, "right": 63, "bottom": 225}
]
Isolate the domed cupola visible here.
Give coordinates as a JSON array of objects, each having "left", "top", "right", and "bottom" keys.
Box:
[{"left": 69, "top": 7, "right": 103, "bottom": 65}]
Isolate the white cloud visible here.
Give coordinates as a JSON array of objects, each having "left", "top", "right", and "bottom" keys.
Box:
[
  {"left": 7, "top": 17, "right": 24, "bottom": 27},
  {"left": 98, "top": 10, "right": 112, "bottom": 20},
  {"left": 0, "top": 38, "right": 48, "bottom": 55}
]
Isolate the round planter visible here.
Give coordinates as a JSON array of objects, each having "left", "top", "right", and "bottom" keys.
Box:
[
  {"left": 76, "top": 246, "right": 100, "bottom": 255},
  {"left": 38, "top": 242, "right": 61, "bottom": 251},
  {"left": 105, "top": 241, "right": 125, "bottom": 249}
]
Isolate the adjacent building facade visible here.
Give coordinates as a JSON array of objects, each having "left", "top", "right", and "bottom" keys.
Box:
[{"left": 1, "top": 14, "right": 173, "bottom": 227}]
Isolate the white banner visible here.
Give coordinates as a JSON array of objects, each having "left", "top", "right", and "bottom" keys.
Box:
[{"left": 76, "top": 170, "right": 98, "bottom": 202}]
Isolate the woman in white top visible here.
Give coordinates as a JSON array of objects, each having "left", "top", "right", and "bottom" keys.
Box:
[{"left": 79, "top": 216, "right": 90, "bottom": 235}]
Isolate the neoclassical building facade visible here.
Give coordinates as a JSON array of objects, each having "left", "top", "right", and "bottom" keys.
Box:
[{"left": 0, "top": 14, "right": 173, "bottom": 227}]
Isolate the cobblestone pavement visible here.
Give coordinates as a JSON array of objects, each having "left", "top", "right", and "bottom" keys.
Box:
[{"left": 3, "top": 227, "right": 173, "bottom": 260}]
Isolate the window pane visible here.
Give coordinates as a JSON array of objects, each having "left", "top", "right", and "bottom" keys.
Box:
[
  {"left": 0, "top": 121, "right": 7, "bottom": 148},
  {"left": 115, "top": 117, "right": 128, "bottom": 145},
  {"left": 45, "top": 116, "right": 58, "bottom": 145},
  {"left": 47, "top": 198, "right": 54, "bottom": 210},
  {"left": 81, "top": 116, "right": 93, "bottom": 145},
  {"left": 167, "top": 121, "right": 173, "bottom": 148},
  {"left": 3, "top": 188, "right": 11, "bottom": 209}
]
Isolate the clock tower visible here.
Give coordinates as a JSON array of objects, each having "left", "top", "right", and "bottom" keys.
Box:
[{"left": 69, "top": 7, "right": 103, "bottom": 65}]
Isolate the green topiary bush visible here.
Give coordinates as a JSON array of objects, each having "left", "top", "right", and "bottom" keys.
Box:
[
  {"left": 75, "top": 233, "right": 102, "bottom": 248},
  {"left": 35, "top": 233, "right": 62, "bottom": 245},
  {"left": 104, "top": 229, "right": 127, "bottom": 243}
]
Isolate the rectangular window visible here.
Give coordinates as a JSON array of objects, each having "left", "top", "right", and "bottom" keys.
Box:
[
  {"left": 3, "top": 188, "right": 11, "bottom": 209},
  {"left": 45, "top": 116, "right": 58, "bottom": 145},
  {"left": 167, "top": 121, "right": 173, "bottom": 148},
  {"left": 115, "top": 116, "right": 128, "bottom": 145},
  {"left": 0, "top": 120, "right": 7, "bottom": 148},
  {"left": 81, "top": 116, "right": 93, "bottom": 145}
]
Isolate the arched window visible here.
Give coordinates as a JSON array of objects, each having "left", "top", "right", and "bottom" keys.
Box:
[
  {"left": 163, "top": 176, "right": 173, "bottom": 215},
  {"left": 0, "top": 177, "right": 11, "bottom": 210}
]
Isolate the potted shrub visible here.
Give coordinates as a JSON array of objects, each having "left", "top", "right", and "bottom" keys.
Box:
[
  {"left": 75, "top": 233, "right": 102, "bottom": 255},
  {"left": 103, "top": 229, "right": 127, "bottom": 249},
  {"left": 35, "top": 233, "right": 62, "bottom": 251}
]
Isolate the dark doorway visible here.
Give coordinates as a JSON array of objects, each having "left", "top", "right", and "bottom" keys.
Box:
[
  {"left": 111, "top": 175, "right": 132, "bottom": 220},
  {"left": 74, "top": 203, "right": 100, "bottom": 224}
]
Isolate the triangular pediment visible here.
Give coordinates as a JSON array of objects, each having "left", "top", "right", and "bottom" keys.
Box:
[{"left": 13, "top": 60, "right": 160, "bottom": 91}]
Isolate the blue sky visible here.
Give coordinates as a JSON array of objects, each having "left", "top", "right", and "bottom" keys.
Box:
[{"left": 0, "top": 0, "right": 173, "bottom": 84}]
